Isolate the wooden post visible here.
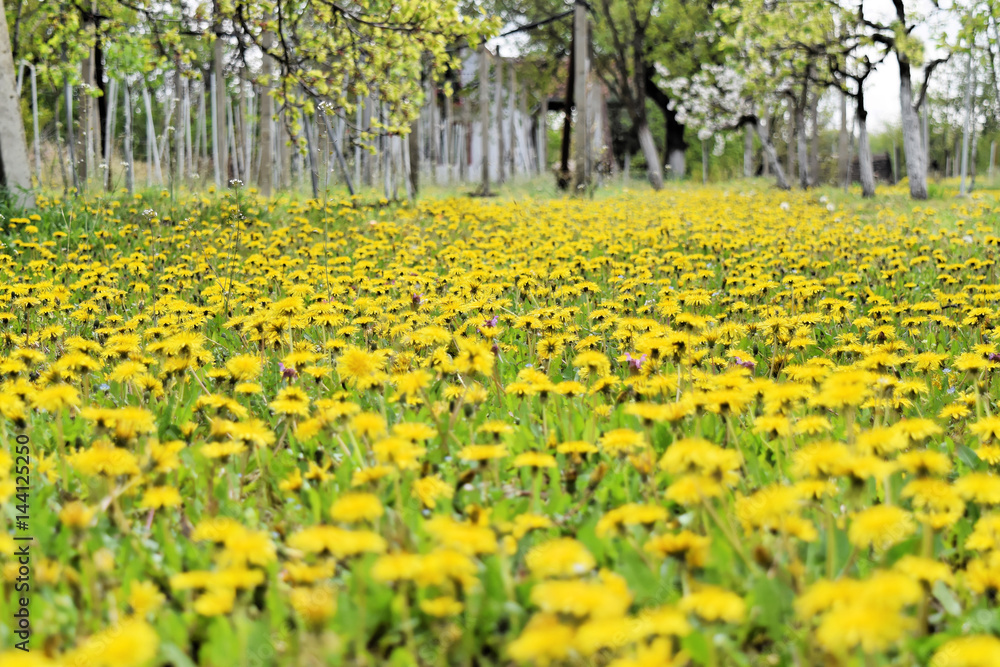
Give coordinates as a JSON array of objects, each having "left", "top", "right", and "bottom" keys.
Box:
[
  {"left": 444, "top": 87, "right": 453, "bottom": 184},
  {"left": 519, "top": 89, "right": 531, "bottom": 174},
  {"left": 176, "top": 68, "right": 186, "bottom": 186},
  {"left": 573, "top": 0, "right": 588, "bottom": 190},
  {"left": 479, "top": 46, "right": 490, "bottom": 195},
  {"left": 123, "top": 83, "right": 134, "bottom": 194},
  {"left": 25, "top": 62, "right": 42, "bottom": 188},
  {"left": 362, "top": 97, "right": 373, "bottom": 187},
  {"left": 198, "top": 79, "right": 208, "bottom": 179},
  {"left": 241, "top": 78, "right": 251, "bottom": 186},
  {"left": 508, "top": 65, "right": 516, "bottom": 178},
  {"left": 353, "top": 96, "right": 362, "bottom": 189},
  {"left": 211, "top": 72, "right": 221, "bottom": 186},
  {"left": 537, "top": 98, "right": 548, "bottom": 174},
  {"left": 494, "top": 53, "right": 505, "bottom": 184},
  {"left": 743, "top": 125, "right": 753, "bottom": 178},
  {"left": 460, "top": 81, "right": 470, "bottom": 183},
  {"left": 960, "top": 51, "right": 975, "bottom": 196},
  {"left": 302, "top": 109, "right": 319, "bottom": 197},
  {"left": 429, "top": 81, "right": 439, "bottom": 184},
  {"left": 701, "top": 138, "right": 708, "bottom": 184},
  {"left": 382, "top": 103, "right": 391, "bottom": 199},
  {"left": 227, "top": 98, "right": 241, "bottom": 182},
  {"left": 838, "top": 89, "right": 848, "bottom": 185},
  {"left": 141, "top": 87, "right": 158, "bottom": 186},
  {"left": 185, "top": 79, "right": 193, "bottom": 179},
  {"left": 104, "top": 79, "right": 117, "bottom": 191}
]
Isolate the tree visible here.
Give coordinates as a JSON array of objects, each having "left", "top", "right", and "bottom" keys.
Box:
[
  {"left": 591, "top": 0, "right": 664, "bottom": 189},
  {"left": 0, "top": 0, "right": 33, "bottom": 206},
  {"left": 862, "top": 0, "right": 951, "bottom": 199},
  {"left": 825, "top": 1, "right": 891, "bottom": 197}
]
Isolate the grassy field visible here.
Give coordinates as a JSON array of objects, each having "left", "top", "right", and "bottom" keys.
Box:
[{"left": 2, "top": 179, "right": 1000, "bottom": 666}]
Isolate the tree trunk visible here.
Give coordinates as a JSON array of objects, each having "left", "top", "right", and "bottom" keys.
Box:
[
  {"left": 856, "top": 92, "right": 875, "bottom": 198},
  {"left": 94, "top": 28, "right": 107, "bottom": 163},
  {"left": 809, "top": 90, "right": 820, "bottom": 183},
  {"left": 81, "top": 50, "right": 93, "bottom": 184},
  {"left": 970, "top": 124, "right": 979, "bottom": 191},
  {"left": 898, "top": 61, "right": 927, "bottom": 199},
  {"left": 64, "top": 76, "right": 79, "bottom": 192},
  {"left": 141, "top": 86, "right": 160, "bottom": 185},
  {"left": 762, "top": 114, "right": 771, "bottom": 176},
  {"left": 258, "top": 32, "right": 274, "bottom": 196},
  {"left": 104, "top": 79, "right": 117, "bottom": 191},
  {"left": 405, "top": 102, "right": 419, "bottom": 195},
  {"left": 795, "top": 104, "right": 809, "bottom": 189},
  {"left": 785, "top": 113, "right": 794, "bottom": 178},
  {"left": 752, "top": 118, "right": 789, "bottom": 190},
  {"left": 0, "top": 0, "right": 33, "bottom": 207},
  {"left": 197, "top": 79, "right": 207, "bottom": 179},
  {"left": 227, "top": 97, "right": 240, "bottom": 182},
  {"left": 479, "top": 46, "right": 490, "bottom": 195},
  {"left": 213, "top": 33, "right": 228, "bottom": 185}
]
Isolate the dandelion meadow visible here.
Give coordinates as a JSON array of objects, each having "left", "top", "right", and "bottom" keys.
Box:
[{"left": 3, "top": 184, "right": 1000, "bottom": 666}]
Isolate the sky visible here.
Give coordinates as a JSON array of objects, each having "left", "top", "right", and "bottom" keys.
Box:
[{"left": 864, "top": 57, "right": 903, "bottom": 133}]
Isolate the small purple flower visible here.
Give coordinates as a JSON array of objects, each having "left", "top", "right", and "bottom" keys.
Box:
[
  {"left": 733, "top": 356, "right": 756, "bottom": 370},
  {"left": 412, "top": 293, "right": 423, "bottom": 307},
  {"left": 989, "top": 353, "right": 1000, "bottom": 362},
  {"left": 625, "top": 352, "right": 646, "bottom": 372},
  {"left": 278, "top": 363, "right": 298, "bottom": 380},
  {"left": 487, "top": 314, "right": 499, "bottom": 327}
]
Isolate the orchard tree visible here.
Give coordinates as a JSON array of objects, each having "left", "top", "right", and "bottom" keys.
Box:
[
  {"left": 826, "top": 1, "right": 891, "bottom": 197},
  {"left": 590, "top": 0, "right": 666, "bottom": 189},
  {"left": 0, "top": 0, "right": 33, "bottom": 206},
  {"left": 862, "top": 0, "right": 951, "bottom": 199}
]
